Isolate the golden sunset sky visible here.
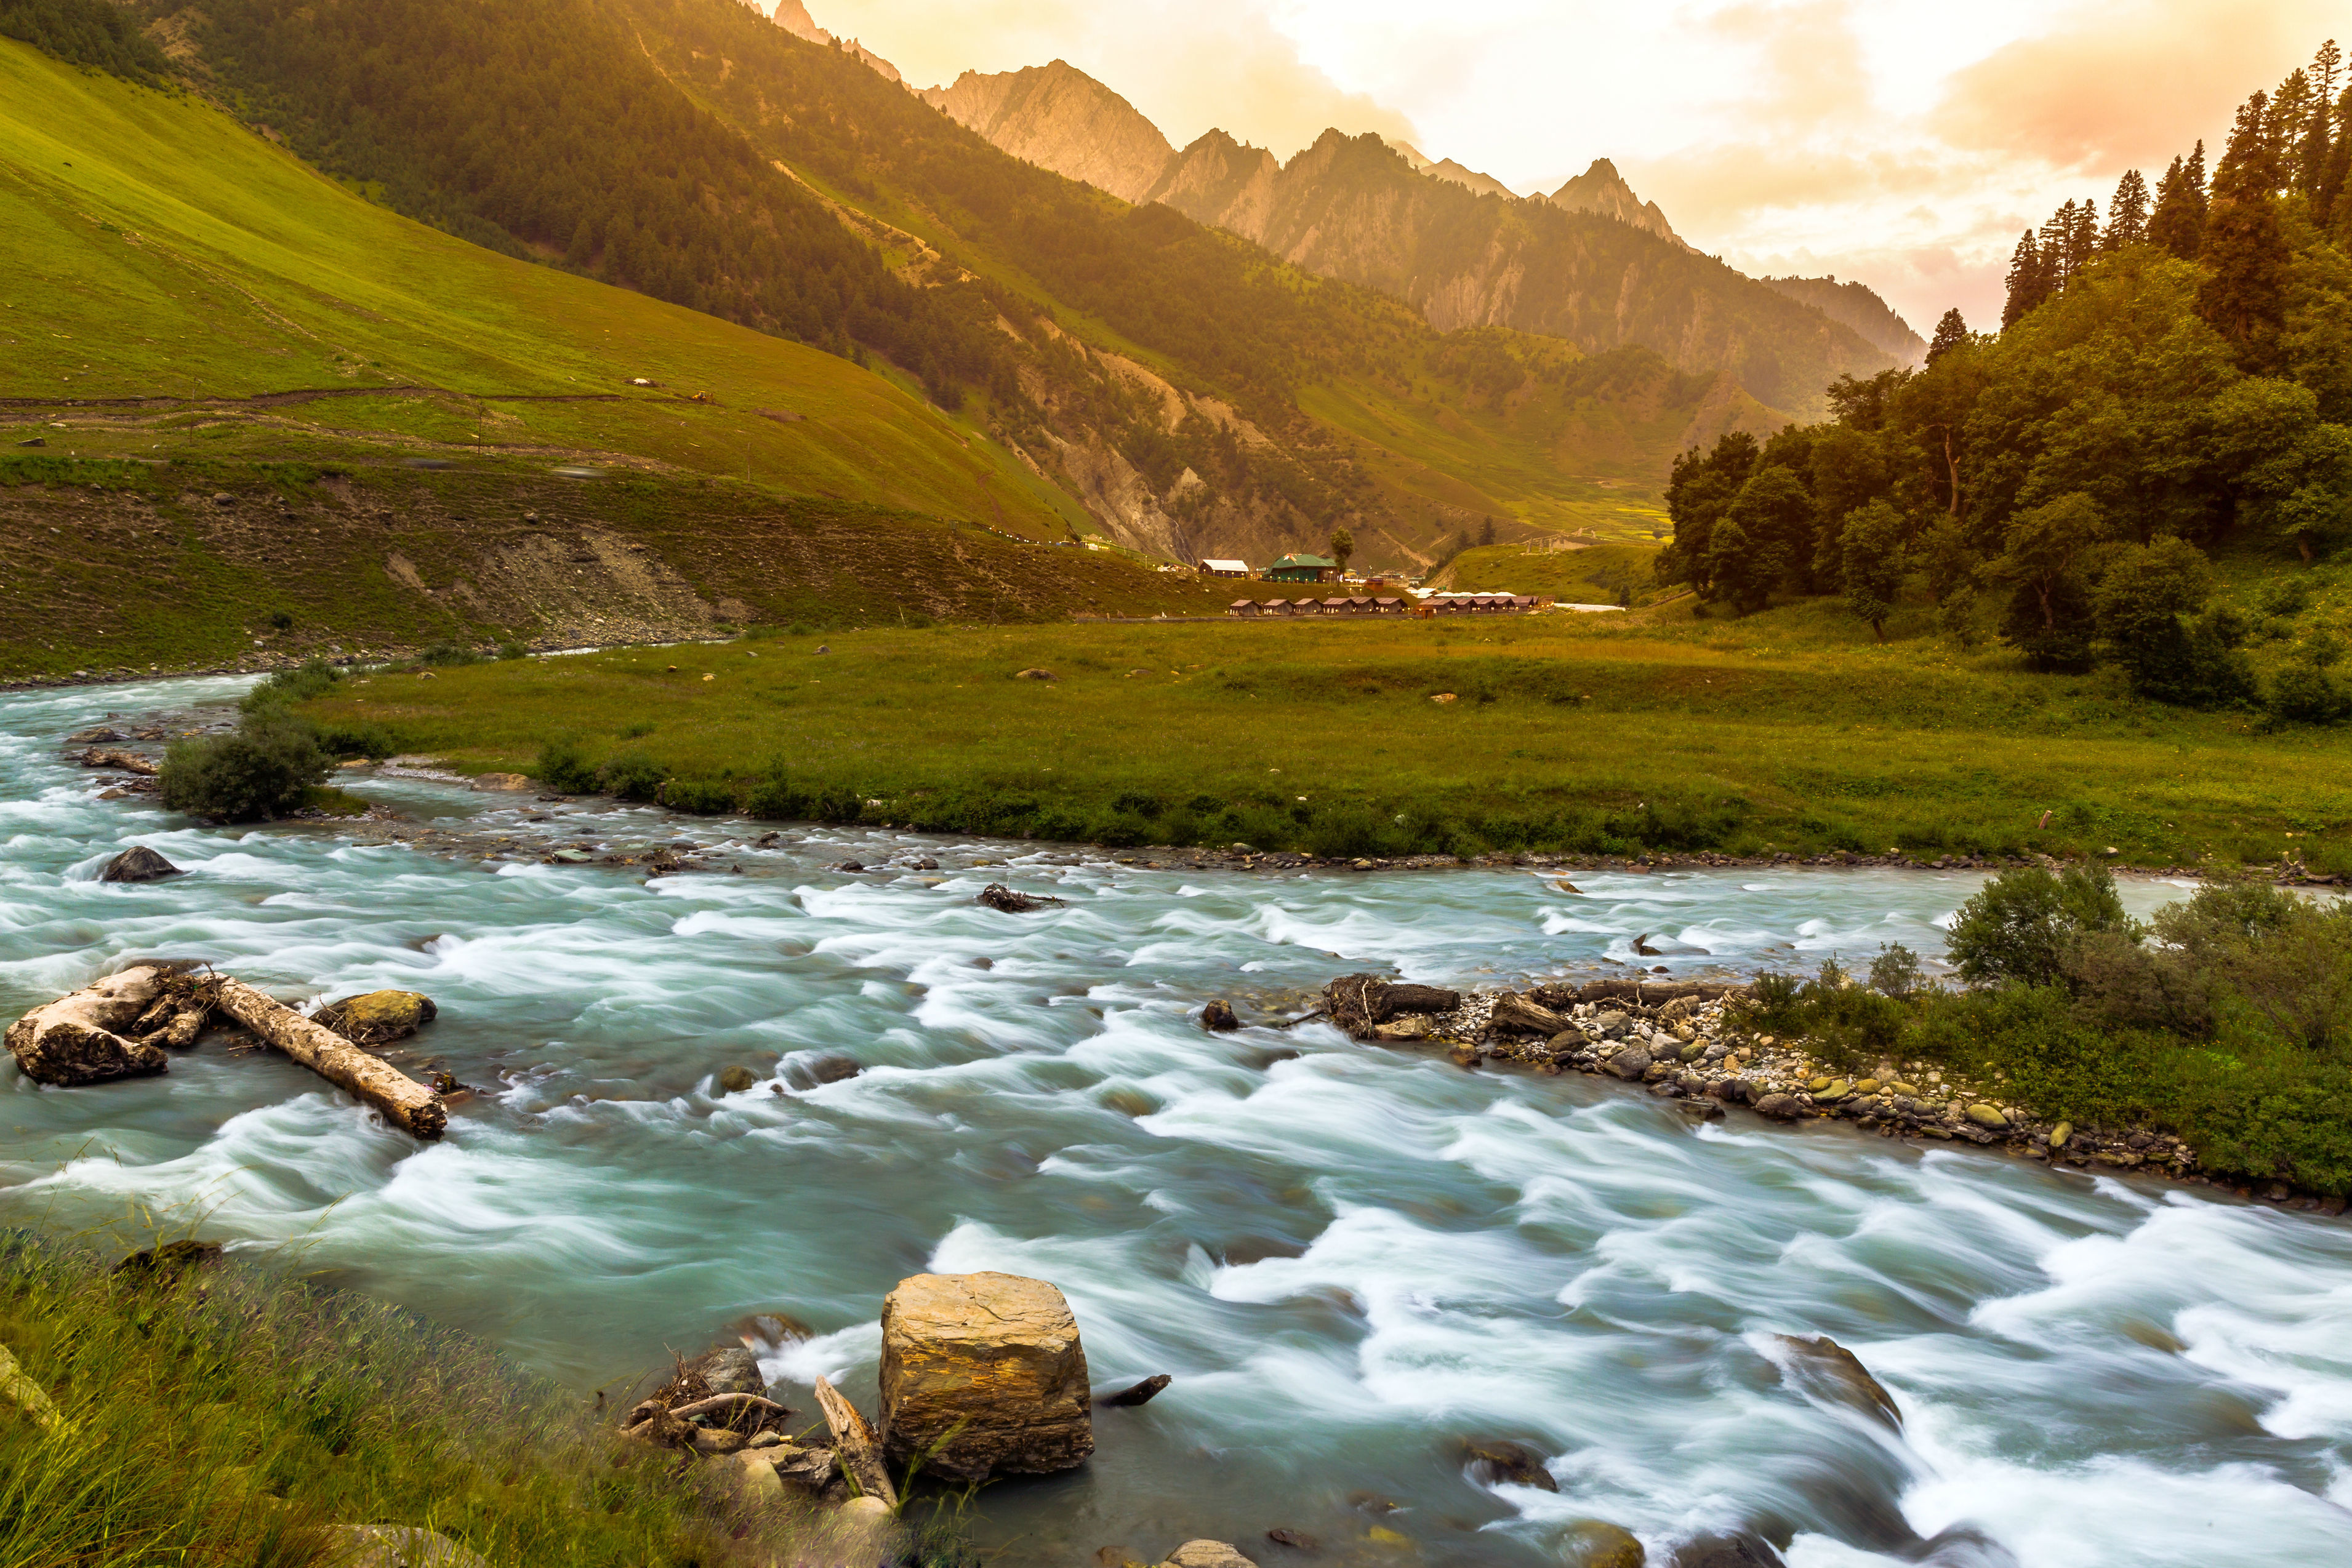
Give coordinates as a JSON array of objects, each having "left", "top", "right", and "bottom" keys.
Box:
[{"left": 801, "top": 0, "right": 2339, "bottom": 337}]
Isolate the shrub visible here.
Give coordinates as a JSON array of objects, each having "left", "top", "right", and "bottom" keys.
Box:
[
  {"left": 534, "top": 740, "right": 597, "bottom": 794},
  {"left": 1946, "top": 862, "right": 2133, "bottom": 986},
  {"left": 159, "top": 714, "right": 331, "bottom": 822},
  {"left": 497, "top": 641, "right": 528, "bottom": 660},
  {"left": 744, "top": 774, "right": 803, "bottom": 820},
  {"left": 239, "top": 658, "right": 341, "bottom": 713},
  {"left": 1868, "top": 943, "right": 1924, "bottom": 999},
  {"left": 2264, "top": 662, "right": 2352, "bottom": 726},
  {"left": 418, "top": 642, "right": 488, "bottom": 668},
  {"left": 663, "top": 777, "right": 736, "bottom": 815},
  {"left": 595, "top": 750, "right": 666, "bottom": 802},
  {"left": 313, "top": 720, "right": 396, "bottom": 759}
]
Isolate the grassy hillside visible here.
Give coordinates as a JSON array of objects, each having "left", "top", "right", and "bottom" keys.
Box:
[
  {"left": 0, "top": 37, "right": 1069, "bottom": 529},
  {"left": 292, "top": 609, "right": 2352, "bottom": 873}
]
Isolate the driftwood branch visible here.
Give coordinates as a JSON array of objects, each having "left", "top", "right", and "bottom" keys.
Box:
[
  {"left": 668, "top": 1392, "right": 793, "bottom": 1425},
  {"left": 813, "top": 1374, "right": 897, "bottom": 1508},
  {"left": 213, "top": 978, "right": 447, "bottom": 1140}
]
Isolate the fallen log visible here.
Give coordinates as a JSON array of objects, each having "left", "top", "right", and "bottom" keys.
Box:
[
  {"left": 813, "top": 1374, "right": 897, "bottom": 1508},
  {"left": 78, "top": 748, "right": 158, "bottom": 776},
  {"left": 6, "top": 966, "right": 173, "bottom": 1085},
  {"left": 212, "top": 978, "right": 446, "bottom": 1141}
]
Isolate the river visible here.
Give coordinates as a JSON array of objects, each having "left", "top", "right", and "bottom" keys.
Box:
[{"left": 3, "top": 674, "right": 2350, "bottom": 1568}]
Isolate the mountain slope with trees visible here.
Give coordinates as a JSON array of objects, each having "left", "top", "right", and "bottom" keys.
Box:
[{"left": 1653, "top": 39, "right": 2352, "bottom": 726}]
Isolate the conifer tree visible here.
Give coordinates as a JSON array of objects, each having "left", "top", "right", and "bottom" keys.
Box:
[
  {"left": 2149, "top": 155, "right": 2203, "bottom": 258},
  {"left": 2199, "top": 93, "right": 2290, "bottom": 370},
  {"left": 2066, "top": 198, "right": 2101, "bottom": 277},
  {"left": 2106, "top": 169, "right": 2150, "bottom": 249},
  {"left": 2002, "top": 231, "right": 2050, "bottom": 328},
  {"left": 2327, "top": 86, "right": 2352, "bottom": 232},
  {"left": 2298, "top": 44, "right": 2339, "bottom": 196},
  {"left": 1926, "top": 308, "right": 1968, "bottom": 364},
  {"left": 2186, "top": 140, "right": 2209, "bottom": 219},
  {"left": 2039, "top": 201, "right": 2078, "bottom": 290}
]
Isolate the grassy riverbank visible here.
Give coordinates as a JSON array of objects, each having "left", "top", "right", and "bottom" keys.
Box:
[
  {"left": 0, "top": 1233, "right": 808, "bottom": 1567},
  {"left": 288, "top": 612, "right": 2352, "bottom": 871}
]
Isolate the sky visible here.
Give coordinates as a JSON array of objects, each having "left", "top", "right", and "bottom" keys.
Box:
[{"left": 799, "top": 0, "right": 2342, "bottom": 335}]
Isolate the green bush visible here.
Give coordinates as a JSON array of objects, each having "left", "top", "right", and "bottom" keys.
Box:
[
  {"left": 744, "top": 772, "right": 803, "bottom": 820},
  {"left": 418, "top": 642, "right": 489, "bottom": 668},
  {"left": 312, "top": 720, "right": 396, "bottom": 759},
  {"left": 159, "top": 714, "right": 331, "bottom": 822},
  {"left": 662, "top": 777, "right": 736, "bottom": 815},
  {"left": 1946, "top": 862, "right": 2133, "bottom": 986},
  {"left": 240, "top": 658, "right": 342, "bottom": 714},
  {"left": 2264, "top": 661, "right": 2352, "bottom": 726},
  {"left": 596, "top": 750, "right": 667, "bottom": 802},
  {"left": 534, "top": 740, "right": 597, "bottom": 794}
]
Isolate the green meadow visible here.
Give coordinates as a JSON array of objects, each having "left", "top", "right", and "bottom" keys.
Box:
[{"left": 291, "top": 604, "right": 2352, "bottom": 872}]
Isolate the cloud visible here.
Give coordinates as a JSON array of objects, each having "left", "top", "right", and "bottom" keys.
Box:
[
  {"left": 801, "top": 0, "right": 1418, "bottom": 157},
  {"left": 1933, "top": 0, "right": 2343, "bottom": 170}
]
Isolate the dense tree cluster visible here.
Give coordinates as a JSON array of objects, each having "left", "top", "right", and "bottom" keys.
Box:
[
  {"left": 2, "top": 0, "right": 172, "bottom": 83},
  {"left": 1658, "top": 41, "right": 2352, "bottom": 719}
]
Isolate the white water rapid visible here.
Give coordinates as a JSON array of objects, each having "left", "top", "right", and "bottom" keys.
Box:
[{"left": 3, "top": 675, "right": 2350, "bottom": 1567}]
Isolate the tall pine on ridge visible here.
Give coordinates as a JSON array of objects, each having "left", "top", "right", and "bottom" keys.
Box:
[{"left": 2199, "top": 91, "right": 2291, "bottom": 370}]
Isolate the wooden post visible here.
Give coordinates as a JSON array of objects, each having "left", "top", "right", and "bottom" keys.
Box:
[
  {"left": 813, "top": 1375, "right": 897, "bottom": 1508},
  {"left": 214, "top": 979, "right": 447, "bottom": 1141}
]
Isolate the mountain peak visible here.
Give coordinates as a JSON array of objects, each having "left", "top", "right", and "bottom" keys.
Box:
[
  {"left": 1547, "top": 158, "right": 1687, "bottom": 250},
  {"left": 760, "top": 1, "right": 901, "bottom": 83},
  {"left": 923, "top": 60, "right": 1174, "bottom": 204}
]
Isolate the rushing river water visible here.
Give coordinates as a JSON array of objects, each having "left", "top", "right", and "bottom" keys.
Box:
[{"left": 4, "top": 675, "right": 2352, "bottom": 1568}]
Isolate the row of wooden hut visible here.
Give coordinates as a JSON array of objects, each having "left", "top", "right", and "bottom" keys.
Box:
[{"left": 1226, "top": 593, "right": 1547, "bottom": 618}]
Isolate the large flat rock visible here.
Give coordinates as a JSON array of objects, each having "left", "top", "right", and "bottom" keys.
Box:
[{"left": 878, "top": 1271, "right": 1093, "bottom": 1481}]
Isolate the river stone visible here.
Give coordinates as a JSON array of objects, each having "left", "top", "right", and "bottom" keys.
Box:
[
  {"left": 1162, "top": 1544, "right": 1259, "bottom": 1568},
  {"left": 1815, "top": 1079, "right": 1850, "bottom": 1103},
  {"left": 1561, "top": 1519, "right": 1644, "bottom": 1568},
  {"left": 771, "top": 1442, "right": 840, "bottom": 1494},
  {"left": 878, "top": 1271, "right": 1093, "bottom": 1481},
  {"left": 1464, "top": 1438, "right": 1557, "bottom": 1491},
  {"left": 2049, "top": 1120, "right": 2073, "bottom": 1150},
  {"left": 1753, "top": 1094, "right": 1805, "bottom": 1121},
  {"left": 1965, "top": 1103, "right": 2010, "bottom": 1130},
  {"left": 315, "top": 990, "right": 438, "bottom": 1046},
  {"left": 99, "top": 846, "right": 180, "bottom": 883},
  {"left": 1603, "top": 1047, "right": 1651, "bottom": 1081},
  {"left": 694, "top": 1346, "right": 767, "bottom": 1398},
  {"left": 470, "top": 772, "right": 532, "bottom": 791},
  {"left": 1671, "top": 1531, "right": 1786, "bottom": 1567},
  {"left": 1772, "top": 1334, "right": 1901, "bottom": 1430},
  {"left": 717, "top": 1065, "right": 757, "bottom": 1094},
  {"left": 1591, "top": 1010, "right": 1631, "bottom": 1040},
  {"left": 1200, "top": 999, "right": 1242, "bottom": 1032}
]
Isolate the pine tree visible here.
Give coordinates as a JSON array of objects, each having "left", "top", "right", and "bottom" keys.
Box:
[
  {"left": 2149, "top": 155, "right": 2202, "bottom": 259},
  {"left": 2299, "top": 43, "right": 2340, "bottom": 197},
  {"left": 1926, "top": 307, "right": 1967, "bottom": 363},
  {"left": 2039, "top": 201, "right": 2077, "bottom": 290},
  {"left": 2186, "top": 140, "right": 2210, "bottom": 222},
  {"left": 2002, "top": 230, "right": 2050, "bottom": 328},
  {"left": 2066, "top": 198, "right": 2101, "bottom": 277},
  {"left": 2327, "top": 86, "right": 2352, "bottom": 233},
  {"left": 2199, "top": 92, "right": 2290, "bottom": 370},
  {"left": 2106, "top": 169, "right": 2150, "bottom": 249}
]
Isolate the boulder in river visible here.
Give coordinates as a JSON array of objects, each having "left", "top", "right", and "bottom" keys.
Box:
[
  {"left": 979, "top": 883, "right": 1062, "bottom": 913},
  {"left": 878, "top": 1270, "right": 1094, "bottom": 1481},
  {"left": 716, "top": 1065, "right": 757, "bottom": 1094},
  {"left": 1668, "top": 1531, "right": 1786, "bottom": 1567},
  {"left": 694, "top": 1346, "right": 768, "bottom": 1398},
  {"left": 1200, "top": 999, "right": 1242, "bottom": 1032},
  {"left": 1463, "top": 1437, "right": 1558, "bottom": 1491},
  {"left": 99, "top": 846, "right": 180, "bottom": 883},
  {"left": 1772, "top": 1334, "right": 1902, "bottom": 1430},
  {"left": 1753, "top": 1094, "right": 1806, "bottom": 1121},
  {"left": 6, "top": 966, "right": 172, "bottom": 1085},
  {"left": 315, "top": 990, "right": 438, "bottom": 1046},
  {"left": 1560, "top": 1521, "right": 1645, "bottom": 1568}
]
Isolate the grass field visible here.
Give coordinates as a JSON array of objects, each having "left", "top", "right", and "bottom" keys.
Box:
[
  {"left": 0, "top": 1233, "right": 873, "bottom": 1567},
  {"left": 291, "top": 603, "right": 2352, "bottom": 872},
  {"left": 1431, "top": 542, "right": 1672, "bottom": 604}
]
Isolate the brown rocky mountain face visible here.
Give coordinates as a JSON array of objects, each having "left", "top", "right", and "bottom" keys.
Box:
[
  {"left": 922, "top": 60, "right": 1173, "bottom": 204},
  {"left": 1147, "top": 129, "right": 1890, "bottom": 414},
  {"left": 1545, "top": 157, "right": 1688, "bottom": 250},
  {"left": 1758, "top": 275, "right": 1927, "bottom": 364},
  {"left": 915, "top": 58, "right": 1890, "bottom": 412}
]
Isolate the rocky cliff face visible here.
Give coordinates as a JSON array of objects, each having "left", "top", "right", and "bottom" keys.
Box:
[
  {"left": 1757, "top": 275, "right": 1927, "bottom": 364},
  {"left": 763, "top": 0, "right": 899, "bottom": 82},
  {"left": 1147, "top": 130, "right": 1890, "bottom": 413},
  {"left": 923, "top": 61, "right": 1172, "bottom": 203},
  {"left": 1545, "top": 158, "right": 1688, "bottom": 250}
]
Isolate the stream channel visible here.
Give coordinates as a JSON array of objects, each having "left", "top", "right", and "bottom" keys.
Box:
[{"left": 3, "top": 674, "right": 2351, "bottom": 1568}]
